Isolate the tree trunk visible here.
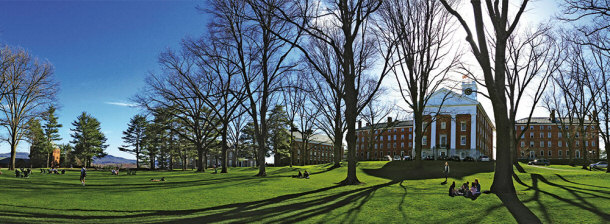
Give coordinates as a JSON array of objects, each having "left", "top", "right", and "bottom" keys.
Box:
[
  {"left": 414, "top": 112, "right": 423, "bottom": 167},
  {"left": 9, "top": 141, "right": 17, "bottom": 170},
  {"left": 606, "top": 144, "right": 609, "bottom": 173},
  {"left": 332, "top": 102, "right": 343, "bottom": 168},
  {"left": 491, "top": 115, "right": 516, "bottom": 194},
  {"left": 341, "top": 28, "right": 360, "bottom": 185},
  {"left": 46, "top": 152, "right": 50, "bottom": 168},
  {"left": 196, "top": 145, "right": 205, "bottom": 172},
  {"left": 221, "top": 122, "right": 228, "bottom": 173},
  {"left": 136, "top": 150, "right": 140, "bottom": 169}
]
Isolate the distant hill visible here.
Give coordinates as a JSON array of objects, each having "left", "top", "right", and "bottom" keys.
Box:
[
  {"left": 0, "top": 152, "right": 30, "bottom": 159},
  {"left": 0, "top": 152, "right": 135, "bottom": 165},
  {"left": 93, "top": 155, "right": 136, "bottom": 165}
]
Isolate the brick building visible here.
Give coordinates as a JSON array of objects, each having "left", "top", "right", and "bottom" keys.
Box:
[
  {"left": 515, "top": 114, "right": 600, "bottom": 161},
  {"left": 273, "top": 132, "right": 340, "bottom": 166},
  {"left": 356, "top": 81, "right": 495, "bottom": 160}
]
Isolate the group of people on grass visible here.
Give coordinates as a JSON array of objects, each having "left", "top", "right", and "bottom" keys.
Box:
[
  {"left": 294, "top": 170, "right": 310, "bottom": 179},
  {"left": 449, "top": 179, "right": 482, "bottom": 199},
  {"left": 41, "top": 168, "right": 65, "bottom": 175},
  {"left": 111, "top": 168, "right": 120, "bottom": 175}
]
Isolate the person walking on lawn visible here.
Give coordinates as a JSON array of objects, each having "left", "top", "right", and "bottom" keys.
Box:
[
  {"left": 443, "top": 162, "right": 450, "bottom": 184},
  {"left": 80, "top": 167, "right": 87, "bottom": 186}
]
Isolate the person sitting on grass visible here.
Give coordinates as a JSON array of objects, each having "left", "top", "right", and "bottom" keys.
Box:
[
  {"left": 474, "top": 179, "right": 481, "bottom": 193},
  {"left": 297, "top": 171, "right": 303, "bottom": 178},
  {"left": 61, "top": 170, "right": 65, "bottom": 175},
  {"left": 150, "top": 177, "right": 166, "bottom": 182},
  {"left": 448, "top": 181, "right": 456, "bottom": 197},
  {"left": 303, "top": 170, "right": 310, "bottom": 179},
  {"left": 111, "top": 169, "right": 116, "bottom": 175}
]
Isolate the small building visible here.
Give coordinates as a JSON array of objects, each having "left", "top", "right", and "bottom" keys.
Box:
[{"left": 275, "top": 132, "right": 339, "bottom": 166}]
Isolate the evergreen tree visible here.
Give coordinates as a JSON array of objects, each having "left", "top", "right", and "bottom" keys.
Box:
[
  {"left": 42, "top": 106, "right": 62, "bottom": 168},
  {"left": 26, "top": 118, "right": 46, "bottom": 167},
  {"left": 70, "top": 112, "right": 108, "bottom": 167},
  {"left": 267, "top": 105, "right": 291, "bottom": 165},
  {"left": 120, "top": 115, "right": 147, "bottom": 169}
]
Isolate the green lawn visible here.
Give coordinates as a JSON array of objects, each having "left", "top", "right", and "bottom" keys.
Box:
[{"left": 0, "top": 161, "right": 608, "bottom": 223}]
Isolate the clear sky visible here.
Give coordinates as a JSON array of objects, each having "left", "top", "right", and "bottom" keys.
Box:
[{"left": 0, "top": 0, "right": 208, "bottom": 159}]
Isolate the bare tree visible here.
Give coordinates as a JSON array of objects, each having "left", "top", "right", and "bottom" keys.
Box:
[
  {"left": 376, "top": 0, "right": 459, "bottom": 164},
  {"left": 269, "top": 0, "right": 395, "bottom": 185},
  {"left": 134, "top": 49, "right": 219, "bottom": 172},
  {"left": 184, "top": 33, "right": 248, "bottom": 173},
  {"left": 438, "top": 0, "right": 544, "bottom": 222},
  {"left": 282, "top": 76, "right": 303, "bottom": 167},
  {"left": 560, "top": 0, "right": 609, "bottom": 51},
  {"left": 228, "top": 109, "right": 249, "bottom": 167},
  {"left": 300, "top": 37, "right": 347, "bottom": 168},
  {"left": 0, "top": 46, "right": 58, "bottom": 170},
  {"left": 589, "top": 35, "right": 610, "bottom": 172},
  {"left": 550, "top": 35, "right": 601, "bottom": 168}
]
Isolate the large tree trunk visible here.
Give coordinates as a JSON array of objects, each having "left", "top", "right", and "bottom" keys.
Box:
[
  {"left": 9, "top": 140, "right": 18, "bottom": 170},
  {"left": 332, "top": 102, "right": 343, "bottom": 168},
  {"left": 196, "top": 145, "right": 205, "bottom": 172},
  {"left": 606, "top": 144, "right": 609, "bottom": 173},
  {"left": 136, "top": 148, "right": 140, "bottom": 169},
  {"left": 341, "top": 32, "right": 360, "bottom": 185},
  {"left": 289, "top": 129, "right": 294, "bottom": 167}
]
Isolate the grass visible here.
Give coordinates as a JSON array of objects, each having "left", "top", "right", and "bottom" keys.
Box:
[{"left": 0, "top": 161, "right": 608, "bottom": 223}]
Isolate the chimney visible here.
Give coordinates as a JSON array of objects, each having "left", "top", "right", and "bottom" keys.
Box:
[
  {"left": 358, "top": 120, "right": 362, "bottom": 129},
  {"left": 388, "top": 117, "right": 392, "bottom": 123},
  {"left": 550, "top": 110, "right": 556, "bottom": 122}
]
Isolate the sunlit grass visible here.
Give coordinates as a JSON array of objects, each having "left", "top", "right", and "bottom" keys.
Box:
[{"left": 0, "top": 161, "right": 607, "bottom": 223}]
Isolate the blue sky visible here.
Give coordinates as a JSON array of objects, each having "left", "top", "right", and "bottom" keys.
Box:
[{"left": 0, "top": 0, "right": 208, "bottom": 159}]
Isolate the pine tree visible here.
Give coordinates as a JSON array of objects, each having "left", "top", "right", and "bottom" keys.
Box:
[
  {"left": 26, "top": 118, "right": 47, "bottom": 167},
  {"left": 70, "top": 112, "right": 108, "bottom": 167},
  {"left": 42, "top": 106, "right": 62, "bottom": 168},
  {"left": 120, "top": 115, "right": 147, "bottom": 169},
  {"left": 267, "top": 106, "right": 291, "bottom": 165}
]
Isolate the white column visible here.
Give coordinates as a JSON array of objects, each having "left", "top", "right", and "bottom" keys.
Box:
[
  {"left": 470, "top": 113, "right": 477, "bottom": 156},
  {"left": 430, "top": 119, "right": 437, "bottom": 149},
  {"left": 450, "top": 115, "right": 456, "bottom": 156}
]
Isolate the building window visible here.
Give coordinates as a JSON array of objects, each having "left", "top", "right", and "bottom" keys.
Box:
[
  {"left": 530, "top": 141, "right": 534, "bottom": 147},
  {"left": 374, "top": 144, "right": 377, "bottom": 149},
  {"left": 540, "top": 132, "right": 544, "bottom": 138},
  {"left": 530, "top": 126, "right": 534, "bottom": 130},
  {"left": 548, "top": 132, "right": 552, "bottom": 138},
  {"left": 521, "top": 141, "right": 525, "bottom": 147},
  {"left": 461, "top": 122, "right": 467, "bottom": 131},
  {"left": 401, "top": 128, "right": 404, "bottom": 132},
  {"left": 401, "top": 134, "right": 404, "bottom": 140},
  {"left": 401, "top": 143, "right": 404, "bottom": 149},
  {"left": 460, "top": 136, "right": 467, "bottom": 145},
  {"left": 387, "top": 143, "right": 391, "bottom": 149},
  {"left": 585, "top": 141, "right": 588, "bottom": 147},
  {"left": 548, "top": 150, "right": 552, "bottom": 156},
  {"left": 520, "top": 126, "right": 525, "bottom": 130},
  {"left": 380, "top": 136, "right": 383, "bottom": 141},
  {"left": 576, "top": 141, "right": 580, "bottom": 146},
  {"left": 441, "top": 122, "right": 447, "bottom": 129},
  {"left": 592, "top": 141, "right": 596, "bottom": 147},
  {"left": 547, "top": 141, "right": 552, "bottom": 147},
  {"left": 375, "top": 130, "right": 378, "bottom": 134},
  {"left": 576, "top": 150, "right": 581, "bottom": 158},
  {"left": 558, "top": 141, "right": 562, "bottom": 147},
  {"left": 440, "top": 135, "right": 447, "bottom": 147},
  {"left": 540, "top": 141, "right": 544, "bottom": 147},
  {"left": 422, "top": 136, "right": 427, "bottom": 145},
  {"left": 540, "top": 126, "right": 544, "bottom": 130},
  {"left": 409, "top": 134, "right": 412, "bottom": 140},
  {"left": 521, "top": 133, "right": 525, "bottom": 139},
  {"left": 540, "top": 150, "right": 544, "bottom": 156},
  {"left": 521, "top": 151, "right": 525, "bottom": 157},
  {"left": 548, "top": 125, "right": 552, "bottom": 130},
  {"left": 394, "top": 135, "right": 397, "bottom": 140},
  {"left": 530, "top": 132, "right": 534, "bottom": 138},
  {"left": 558, "top": 150, "right": 562, "bottom": 156},
  {"left": 409, "top": 127, "right": 412, "bottom": 132},
  {"left": 409, "top": 142, "right": 412, "bottom": 147},
  {"left": 423, "top": 122, "right": 428, "bottom": 130}
]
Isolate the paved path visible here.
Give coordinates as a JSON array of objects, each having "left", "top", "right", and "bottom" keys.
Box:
[{"left": 526, "top": 165, "right": 571, "bottom": 171}]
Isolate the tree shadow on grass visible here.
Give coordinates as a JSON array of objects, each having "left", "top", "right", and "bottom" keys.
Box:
[
  {"left": 513, "top": 173, "right": 610, "bottom": 222},
  {"left": 0, "top": 180, "right": 400, "bottom": 223},
  {"left": 555, "top": 174, "right": 610, "bottom": 190}
]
